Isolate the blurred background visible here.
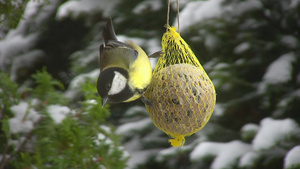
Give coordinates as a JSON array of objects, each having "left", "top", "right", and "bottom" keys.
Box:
[{"left": 0, "top": 0, "right": 300, "bottom": 169}]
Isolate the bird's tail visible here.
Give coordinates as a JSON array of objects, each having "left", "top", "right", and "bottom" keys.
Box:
[{"left": 102, "top": 17, "right": 118, "bottom": 43}]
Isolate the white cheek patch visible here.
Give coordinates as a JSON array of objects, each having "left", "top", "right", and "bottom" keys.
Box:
[{"left": 108, "top": 71, "right": 127, "bottom": 95}]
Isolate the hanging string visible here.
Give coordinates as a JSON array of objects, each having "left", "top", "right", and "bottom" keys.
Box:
[
  {"left": 177, "top": 0, "right": 180, "bottom": 34},
  {"left": 166, "top": 0, "right": 171, "bottom": 32},
  {"left": 166, "top": 0, "right": 180, "bottom": 33}
]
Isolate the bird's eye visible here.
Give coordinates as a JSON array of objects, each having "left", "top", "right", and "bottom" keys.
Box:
[
  {"left": 134, "top": 50, "right": 138, "bottom": 56},
  {"left": 105, "top": 83, "right": 111, "bottom": 90}
]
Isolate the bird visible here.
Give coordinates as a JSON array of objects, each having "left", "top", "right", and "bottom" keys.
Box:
[{"left": 97, "top": 18, "right": 153, "bottom": 107}]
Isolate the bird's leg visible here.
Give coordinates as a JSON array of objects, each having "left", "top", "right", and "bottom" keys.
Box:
[
  {"left": 149, "top": 51, "right": 164, "bottom": 58},
  {"left": 140, "top": 95, "right": 153, "bottom": 106}
]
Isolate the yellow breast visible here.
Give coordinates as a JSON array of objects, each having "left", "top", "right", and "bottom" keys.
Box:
[{"left": 125, "top": 41, "right": 152, "bottom": 102}]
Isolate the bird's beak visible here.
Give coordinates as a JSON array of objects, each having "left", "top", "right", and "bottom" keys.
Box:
[{"left": 102, "top": 97, "right": 108, "bottom": 107}]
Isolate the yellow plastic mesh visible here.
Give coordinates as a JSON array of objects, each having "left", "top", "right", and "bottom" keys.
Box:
[
  {"left": 144, "top": 27, "right": 216, "bottom": 147},
  {"left": 153, "top": 27, "right": 204, "bottom": 73}
]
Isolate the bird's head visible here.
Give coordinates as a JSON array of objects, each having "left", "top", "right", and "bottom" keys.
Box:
[{"left": 97, "top": 67, "right": 133, "bottom": 107}]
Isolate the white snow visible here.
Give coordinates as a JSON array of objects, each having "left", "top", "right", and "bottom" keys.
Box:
[
  {"left": 11, "top": 50, "right": 46, "bottom": 81},
  {"left": 9, "top": 118, "right": 34, "bottom": 134},
  {"left": 204, "top": 33, "right": 220, "bottom": 49},
  {"left": 0, "top": 154, "right": 10, "bottom": 162},
  {"left": 275, "top": 89, "right": 300, "bottom": 114},
  {"left": 22, "top": 0, "right": 42, "bottom": 19},
  {"left": 239, "top": 151, "right": 261, "bottom": 168},
  {"left": 10, "top": 101, "right": 40, "bottom": 121},
  {"left": 156, "top": 144, "right": 193, "bottom": 162},
  {"left": 234, "top": 42, "right": 250, "bottom": 54},
  {"left": 8, "top": 136, "right": 26, "bottom": 150},
  {"left": 281, "top": 35, "right": 298, "bottom": 49},
  {"left": 284, "top": 145, "right": 300, "bottom": 169},
  {"left": 156, "top": 147, "right": 178, "bottom": 161},
  {"left": 214, "top": 62, "right": 229, "bottom": 70},
  {"left": 144, "top": 38, "right": 161, "bottom": 55},
  {"left": 56, "top": 0, "right": 119, "bottom": 19},
  {"left": 119, "top": 146, "right": 130, "bottom": 160},
  {"left": 117, "top": 36, "right": 160, "bottom": 53},
  {"left": 93, "top": 133, "right": 107, "bottom": 146},
  {"left": 116, "top": 118, "right": 152, "bottom": 135},
  {"left": 93, "top": 133, "right": 115, "bottom": 154},
  {"left": 179, "top": 0, "right": 224, "bottom": 30},
  {"left": 86, "top": 99, "right": 97, "bottom": 105},
  {"left": 227, "top": 0, "right": 262, "bottom": 16},
  {"left": 213, "top": 103, "right": 225, "bottom": 116},
  {"left": 210, "top": 62, "right": 231, "bottom": 89},
  {"left": 241, "top": 123, "right": 259, "bottom": 134},
  {"left": 290, "top": 0, "right": 300, "bottom": 8},
  {"left": 65, "top": 69, "right": 99, "bottom": 100},
  {"left": 94, "top": 132, "right": 128, "bottom": 162},
  {"left": 31, "top": 98, "right": 41, "bottom": 106},
  {"left": 262, "top": 53, "right": 296, "bottom": 84},
  {"left": 235, "top": 58, "right": 246, "bottom": 65},
  {"left": 16, "top": 0, "right": 49, "bottom": 33},
  {"left": 190, "top": 140, "right": 252, "bottom": 169},
  {"left": 123, "top": 136, "right": 160, "bottom": 169},
  {"left": 179, "top": 0, "right": 262, "bottom": 31},
  {"left": 211, "top": 141, "right": 252, "bottom": 169},
  {"left": 100, "top": 125, "right": 111, "bottom": 134},
  {"left": 9, "top": 101, "right": 41, "bottom": 134},
  {"left": 17, "top": 0, "right": 60, "bottom": 34},
  {"left": 252, "top": 118, "right": 300, "bottom": 150},
  {"left": 68, "top": 69, "right": 99, "bottom": 89},
  {"left": 0, "top": 0, "right": 59, "bottom": 72},
  {"left": 258, "top": 52, "right": 296, "bottom": 93},
  {"left": 123, "top": 106, "right": 148, "bottom": 117},
  {"left": 133, "top": 0, "right": 162, "bottom": 14},
  {"left": 47, "top": 104, "right": 71, "bottom": 124},
  {"left": 74, "top": 48, "right": 98, "bottom": 67},
  {"left": 97, "top": 133, "right": 106, "bottom": 140},
  {"left": 0, "top": 33, "right": 38, "bottom": 71},
  {"left": 240, "top": 123, "right": 260, "bottom": 142}
]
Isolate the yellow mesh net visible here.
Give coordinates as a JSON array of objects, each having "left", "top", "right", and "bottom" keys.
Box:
[{"left": 144, "top": 26, "right": 216, "bottom": 147}]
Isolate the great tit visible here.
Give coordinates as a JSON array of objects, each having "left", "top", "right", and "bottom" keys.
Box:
[{"left": 97, "top": 18, "right": 153, "bottom": 107}]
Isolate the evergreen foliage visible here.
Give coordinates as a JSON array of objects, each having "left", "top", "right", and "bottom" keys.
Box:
[
  {"left": 1, "top": 0, "right": 300, "bottom": 168},
  {"left": 0, "top": 0, "right": 26, "bottom": 32},
  {"left": 0, "top": 71, "right": 128, "bottom": 169}
]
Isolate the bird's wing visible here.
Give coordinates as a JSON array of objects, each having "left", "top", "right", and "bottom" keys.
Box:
[
  {"left": 99, "top": 41, "right": 138, "bottom": 71},
  {"left": 99, "top": 18, "right": 138, "bottom": 71}
]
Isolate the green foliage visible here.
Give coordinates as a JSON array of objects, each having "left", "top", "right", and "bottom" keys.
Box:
[
  {"left": 0, "top": 72, "right": 20, "bottom": 116},
  {"left": 80, "top": 80, "right": 110, "bottom": 123},
  {"left": 0, "top": 0, "right": 27, "bottom": 31},
  {"left": 0, "top": 73, "right": 19, "bottom": 164},
  {"left": 1, "top": 119, "right": 10, "bottom": 140},
  {"left": 31, "top": 67, "right": 68, "bottom": 105},
  {"left": 287, "top": 164, "right": 300, "bottom": 169},
  {"left": 0, "top": 70, "right": 128, "bottom": 169},
  {"left": 2, "top": 0, "right": 300, "bottom": 168}
]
